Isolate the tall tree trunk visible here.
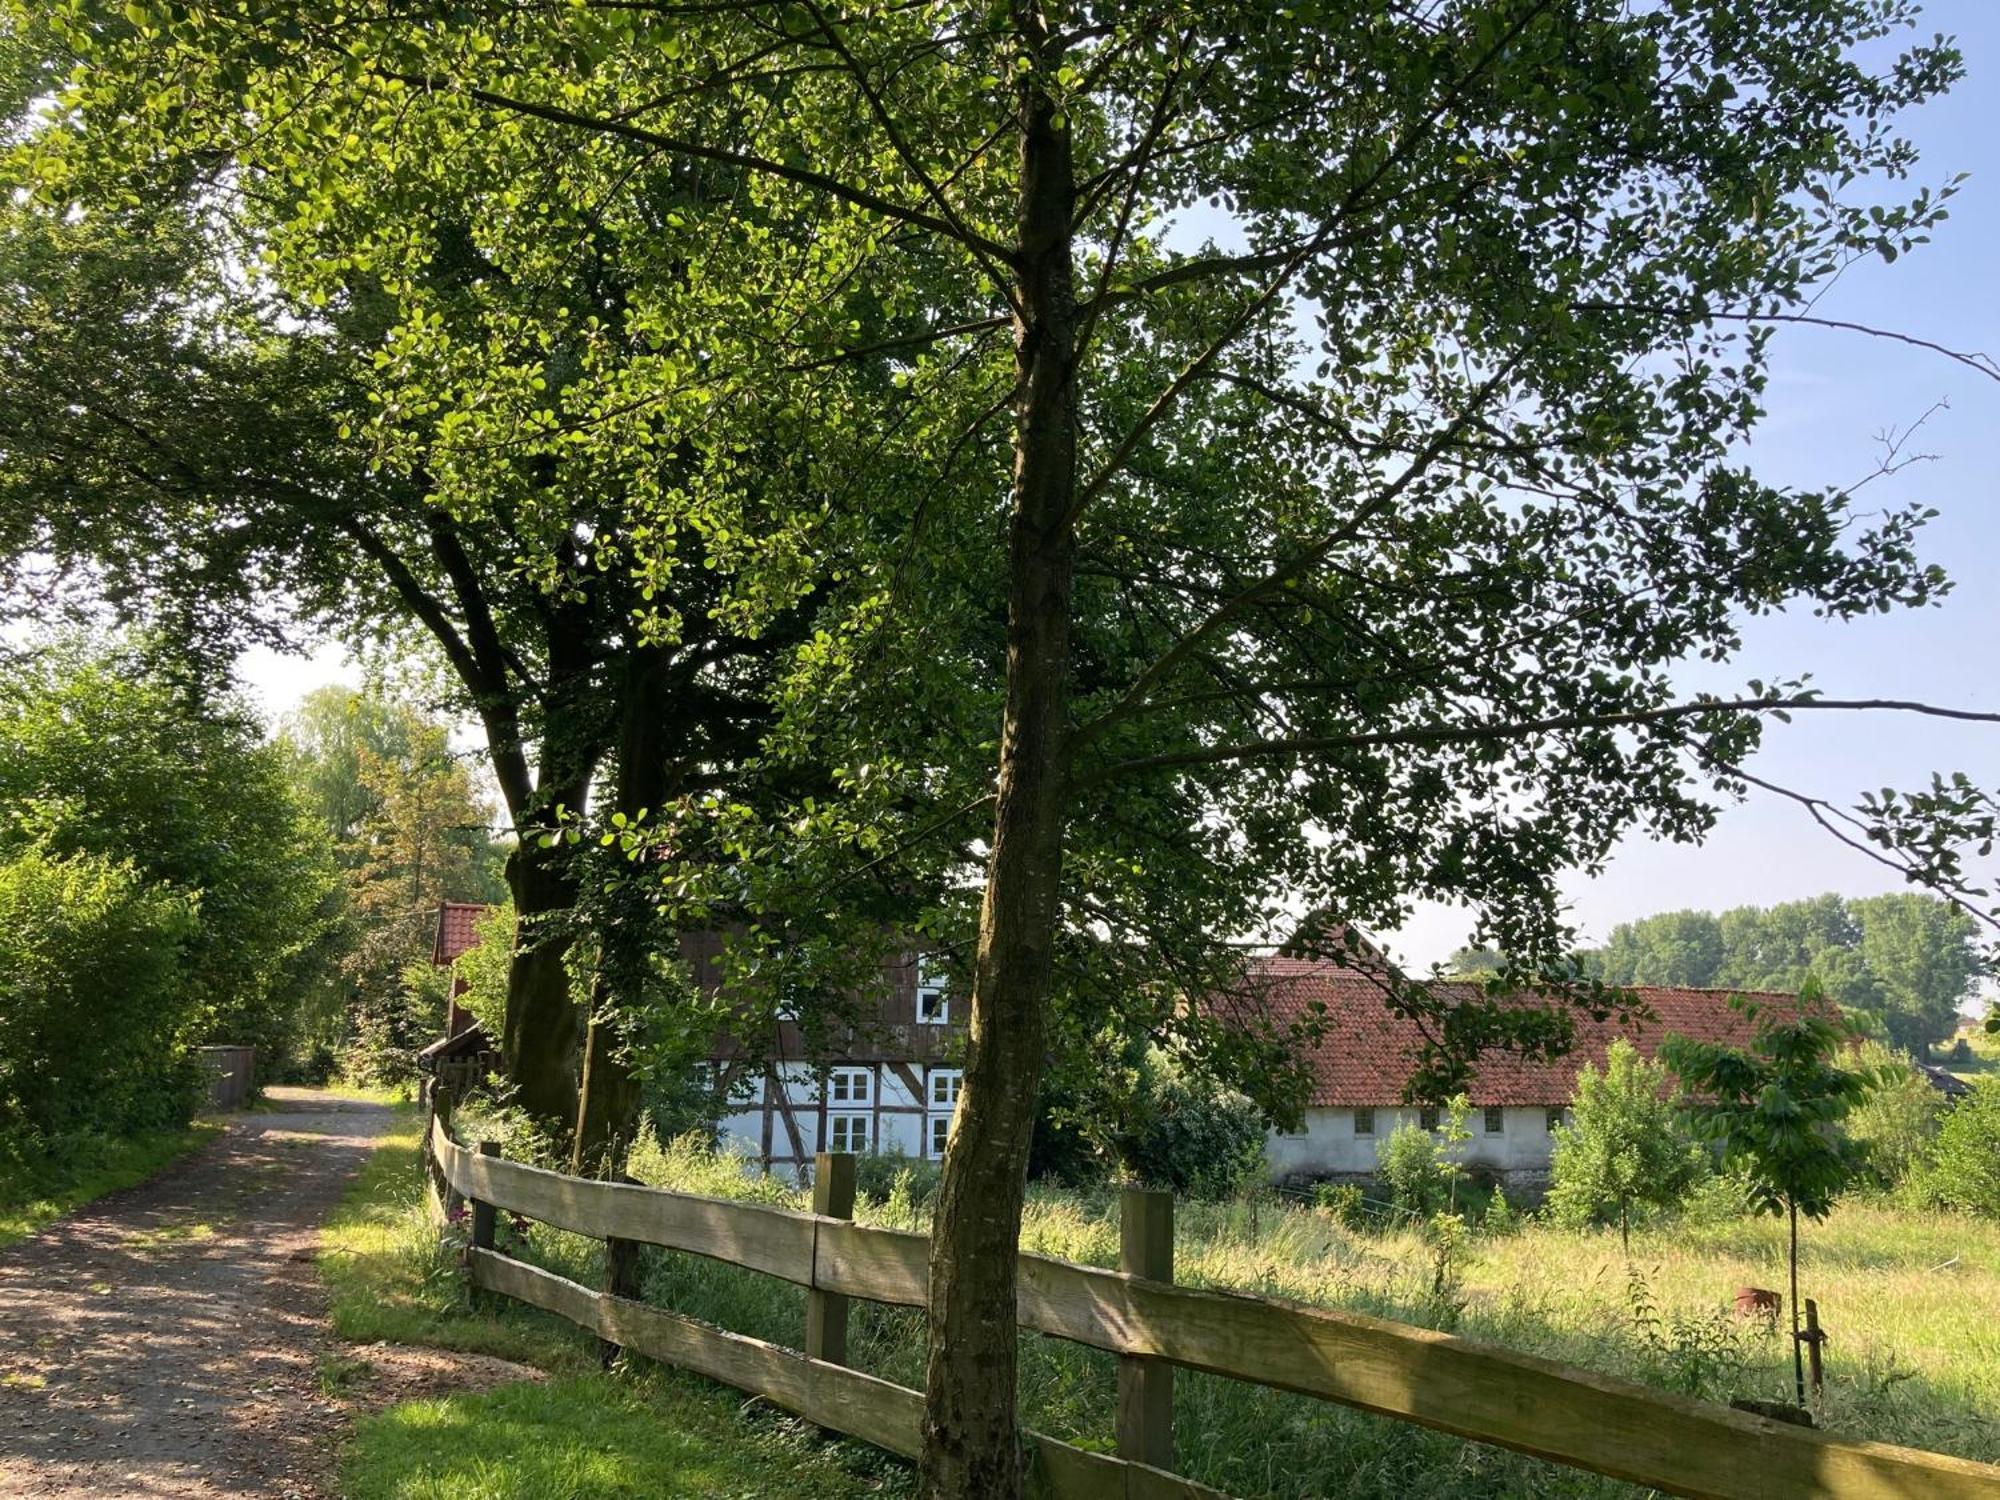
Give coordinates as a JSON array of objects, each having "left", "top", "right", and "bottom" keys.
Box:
[
  {"left": 919, "top": 18, "right": 1077, "bottom": 1498},
  {"left": 574, "top": 646, "right": 677, "bottom": 1173},
  {"left": 503, "top": 826, "right": 585, "bottom": 1130}
]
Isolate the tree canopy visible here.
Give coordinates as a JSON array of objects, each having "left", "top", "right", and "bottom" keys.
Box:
[
  {"left": 8, "top": 1, "right": 1999, "bottom": 1493},
  {"left": 1593, "top": 892, "right": 1979, "bottom": 1054}
]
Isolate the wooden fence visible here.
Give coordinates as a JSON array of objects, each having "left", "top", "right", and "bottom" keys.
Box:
[{"left": 425, "top": 1115, "right": 2000, "bottom": 1500}]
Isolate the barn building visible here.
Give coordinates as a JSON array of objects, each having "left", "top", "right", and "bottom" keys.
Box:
[{"left": 1226, "top": 953, "right": 1793, "bottom": 1186}]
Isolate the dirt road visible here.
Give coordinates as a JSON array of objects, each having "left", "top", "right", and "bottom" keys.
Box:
[{"left": 0, "top": 1089, "right": 392, "bottom": 1499}]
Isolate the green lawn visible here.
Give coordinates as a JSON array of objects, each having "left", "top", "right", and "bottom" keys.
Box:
[
  {"left": 0, "top": 1121, "right": 219, "bottom": 1248},
  {"left": 323, "top": 1109, "right": 909, "bottom": 1500}
]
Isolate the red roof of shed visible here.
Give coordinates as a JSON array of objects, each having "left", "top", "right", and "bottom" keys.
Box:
[
  {"left": 431, "top": 901, "right": 491, "bottom": 966},
  {"left": 1215, "top": 954, "right": 1801, "bottom": 1107}
]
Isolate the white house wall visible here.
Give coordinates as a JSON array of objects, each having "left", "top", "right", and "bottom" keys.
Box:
[{"left": 1265, "top": 1105, "right": 1564, "bottom": 1182}]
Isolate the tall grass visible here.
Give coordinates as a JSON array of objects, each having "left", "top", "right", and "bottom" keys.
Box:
[{"left": 603, "top": 1130, "right": 2000, "bottom": 1499}]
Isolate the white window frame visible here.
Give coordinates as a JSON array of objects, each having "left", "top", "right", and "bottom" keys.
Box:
[
  {"left": 828, "top": 1067, "right": 873, "bottom": 1107},
  {"left": 826, "top": 1112, "right": 872, "bottom": 1154},
  {"left": 927, "top": 1112, "right": 953, "bottom": 1158},
  {"left": 928, "top": 1068, "right": 962, "bottom": 1110},
  {"left": 1483, "top": 1106, "right": 1505, "bottom": 1135},
  {"left": 916, "top": 956, "right": 950, "bottom": 1026},
  {"left": 1352, "top": 1107, "right": 1375, "bottom": 1137}
]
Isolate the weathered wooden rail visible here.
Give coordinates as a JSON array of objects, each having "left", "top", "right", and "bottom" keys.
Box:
[{"left": 427, "top": 1116, "right": 2000, "bottom": 1500}]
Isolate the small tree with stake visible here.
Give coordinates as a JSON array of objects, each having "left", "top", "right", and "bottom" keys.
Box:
[{"left": 1660, "top": 986, "right": 1882, "bottom": 1409}]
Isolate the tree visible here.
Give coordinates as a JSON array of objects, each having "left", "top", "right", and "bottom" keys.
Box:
[
  {"left": 19, "top": 4, "right": 2000, "bottom": 1494},
  {"left": 1596, "top": 912, "right": 1726, "bottom": 988},
  {"left": 1661, "top": 993, "right": 1882, "bottom": 1407},
  {"left": 0, "top": 639, "right": 340, "bottom": 1071},
  {"left": 1850, "top": 893, "right": 1979, "bottom": 1056},
  {"left": 0, "top": 845, "right": 198, "bottom": 1151},
  {"left": 0, "top": 38, "right": 825, "bottom": 1149},
  {"left": 1590, "top": 893, "right": 1978, "bottom": 1055},
  {"left": 1547, "top": 1039, "right": 1706, "bottom": 1248}
]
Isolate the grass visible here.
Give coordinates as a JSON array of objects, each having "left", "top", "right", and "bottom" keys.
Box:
[
  {"left": 343, "top": 1370, "right": 912, "bottom": 1500},
  {"left": 323, "top": 1110, "right": 910, "bottom": 1500},
  {"left": 0, "top": 1120, "right": 219, "bottom": 1248},
  {"left": 611, "top": 1132, "right": 2000, "bottom": 1500}
]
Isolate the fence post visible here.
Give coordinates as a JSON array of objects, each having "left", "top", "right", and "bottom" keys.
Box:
[
  {"left": 806, "top": 1152, "right": 857, "bottom": 1366},
  {"left": 1118, "top": 1186, "right": 1175, "bottom": 1471},
  {"left": 601, "top": 1174, "right": 643, "bottom": 1369},
  {"left": 468, "top": 1141, "right": 499, "bottom": 1306}
]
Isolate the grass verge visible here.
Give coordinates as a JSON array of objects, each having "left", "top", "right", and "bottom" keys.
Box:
[
  {"left": 0, "top": 1120, "right": 220, "bottom": 1249},
  {"left": 322, "top": 1108, "right": 909, "bottom": 1499}
]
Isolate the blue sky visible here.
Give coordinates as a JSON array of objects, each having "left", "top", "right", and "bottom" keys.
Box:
[
  {"left": 240, "top": 2, "right": 2000, "bottom": 979},
  {"left": 1393, "top": 0, "right": 2000, "bottom": 971}
]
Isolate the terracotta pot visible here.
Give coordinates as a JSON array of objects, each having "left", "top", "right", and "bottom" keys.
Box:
[{"left": 1734, "top": 1286, "right": 1782, "bottom": 1320}]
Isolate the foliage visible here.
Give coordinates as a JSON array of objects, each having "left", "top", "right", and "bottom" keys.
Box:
[
  {"left": 0, "top": 641, "right": 341, "bottom": 1074},
  {"left": 1313, "top": 1182, "right": 1369, "bottom": 1230},
  {"left": 1112, "top": 1051, "right": 1270, "bottom": 1201},
  {"left": 1661, "top": 990, "right": 1883, "bottom": 1403},
  {"left": 0, "top": 844, "right": 199, "bottom": 1150},
  {"left": 452, "top": 900, "right": 515, "bottom": 1041},
  {"left": 1624, "top": 1266, "right": 1748, "bottom": 1402},
  {"left": 1846, "top": 1041, "right": 1946, "bottom": 1191},
  {"left": 1594, "top": 894, "right": 1981, "bottom": 1055},
  {"left": 1376, "top": 1103, "right": 1469, "bottom": 1221},
  {"left": 345, "top": 961, "right": 449, "bottom": 1091},
  {"left": 13, "top": 2, "right": 1996, "bottom": 1488},
  {"left": 1547, "top": 1040, "right": 1709, "bottom": 1246},
  {"left": 1909, "top": 1082, "right": 2000, "bottom": 1218}
]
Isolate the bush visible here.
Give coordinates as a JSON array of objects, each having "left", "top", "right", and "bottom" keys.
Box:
[
  {"left": 1119, "top": 1051, "right": 1268, "bottom": 1200},
  {"left": 1546, "top": 1039, "right": 1706, "bottom": 1245},
  {"left": 1377, "top": 1122, "right": 1453, "bottom": 1218},
  {"left": 1847, "top": 1042, "right": 1945, "bottom": 1190},
  {"left": 345, "top": 961, "right": 448, "bottom": 1089},
  {"left": 1313, "top": 1182, "right": 1368, "bottom": 1229},
  {"left": 1910, "top": 1081, "right": 2000, "bottom": 1217},
  {"left": 0, "top": 845, "right": 200, "bottom": 1154},
  {"left": 853, "top": 1149, "right": 941, "bottom": 1211}
]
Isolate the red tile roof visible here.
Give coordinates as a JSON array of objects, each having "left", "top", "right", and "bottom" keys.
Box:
[
  {"left": 431, "top": 901, "right": 492, "bottom": 966},
  {"left": 1212, "top": 954, "right": 1801, "bottom": 1107}
]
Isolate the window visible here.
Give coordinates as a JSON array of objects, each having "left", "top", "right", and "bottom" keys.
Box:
[
  {"left": 1418, "top": 1106, "right": 1440, "bottom": 1133},
  {"left": 1352, "top": 1108, "right": 1375, "bottom": 1137},
  {"left": 1483, "top": 1107, "right": 1505, "bottom": 1136},
  {"left": 927, "top": 1112, "right": 953, "bottom": 1158},
  {"left": 828, "top": 1067, "right": 873, "bottom": 1106},
  {"left": 826, "top": 1113, "right": 871, "bottom": 1154},
  {"left": 928, "top": 1069, "right": 962, "bottom": 1110},
  {"left": 917, "top": 957, "right": 950, "bottom": 1025},
  {"left": 1546, "top": 1107, "right": 1565, "bottom": 1132}
]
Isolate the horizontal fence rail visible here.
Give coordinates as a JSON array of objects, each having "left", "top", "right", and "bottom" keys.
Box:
[{"left": 429, "top": 1117, "right": 2000, "bottom": 1500}]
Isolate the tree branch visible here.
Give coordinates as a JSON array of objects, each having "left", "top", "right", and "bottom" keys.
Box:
[{"left": 1082, "top": 697, "right": 2000, "bottom": 784}]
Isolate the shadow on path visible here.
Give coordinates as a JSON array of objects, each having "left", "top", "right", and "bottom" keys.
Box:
[{"left": 0, "top": 1089, "right": 392, "bottom": 1499}]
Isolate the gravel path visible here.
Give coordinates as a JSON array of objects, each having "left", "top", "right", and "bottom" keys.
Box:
[{"left": 0, "top": 1089, "right": 399, "bottom": 1498}]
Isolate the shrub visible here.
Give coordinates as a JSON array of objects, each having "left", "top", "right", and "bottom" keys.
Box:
[
  {"left": 1847, "top": 1042, "right": 1945, "bottom": 1190},
  {"left": 1546, "top": 1039, "right": 1706, "bottom": 1247},
  {"left": 0, "top": 845, "right": 200, "bottom": 1153},
  {"left": 1313, "top": 1182, "right": 1368, "bottom": 1229},
  {"left": 1119, "top": 1051, "right": 1268, "bottom": 1200},
  {"left": 854, "top": 1149, "right": 941, "bottom": 1211},
  {"left": 1910, "top": 1081, "right": 2000, "bottom": 1217},
  {"left": 1482, "top": 1186, "right": 1519, "bottom": 1235},
  {"left": 1377, "top": 1122, "right": 1453, "bottom": 1219},
  {"left": 345, "top": 961, "right": 448, "bottom": 1089}
]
